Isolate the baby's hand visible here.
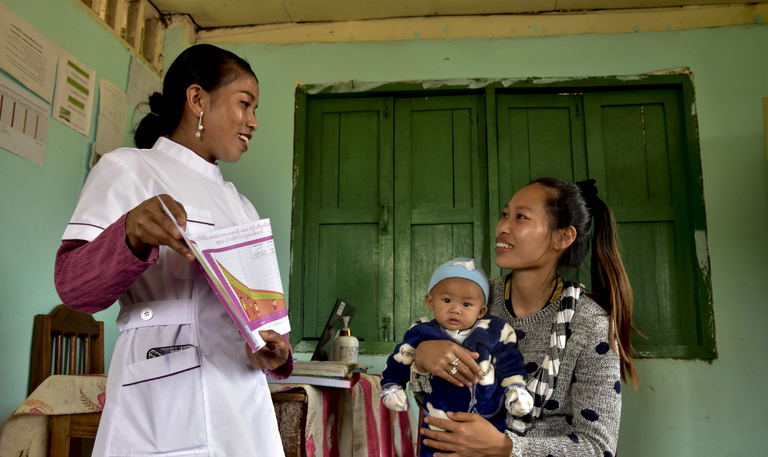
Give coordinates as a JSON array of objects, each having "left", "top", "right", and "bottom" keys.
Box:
[
  {"left": 505, "top": 385, "right": 534, "bottom": 417},
  {"left": 380, "top": 385, "right": 409, "bottom": 412}
]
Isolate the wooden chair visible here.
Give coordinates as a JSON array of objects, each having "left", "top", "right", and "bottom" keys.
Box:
[
  {"left": 29, "top": 304, "right": 105, "bottom": 457},
  {"left": 29, "top": 304, "right": 105, "bottom": 394},
  {"left": 49, "top": 413, "right": 101, "bottom": 456}
]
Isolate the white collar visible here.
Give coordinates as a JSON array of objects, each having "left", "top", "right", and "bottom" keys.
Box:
[
  {"left": 442, "top": 326, "right": 474, "bottom": 344},
  {"left": 152, "top": 137, "right": 224, "bottom": 182}
]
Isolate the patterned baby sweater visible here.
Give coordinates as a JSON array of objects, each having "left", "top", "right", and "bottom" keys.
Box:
[
  {"left": 411, "top": 276, "right": 622, "bottom": 457},
  {"left": 382, "top": 316, "right": 526, "bottom": 434}
]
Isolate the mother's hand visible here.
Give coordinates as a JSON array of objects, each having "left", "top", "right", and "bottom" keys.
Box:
[
  {"left": 414, "top": 340, "right": 482, "bottom": 388},
  {"left": 125, "top": 194, "right": 194, "bottom": 261},
  {"left": 422, "top": 412, "right": 513, "bottom": 457}
]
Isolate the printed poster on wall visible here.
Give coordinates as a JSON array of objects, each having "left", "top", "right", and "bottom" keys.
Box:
[
  {"left": 0, "top": 1, "right": 61, "bottom": 103},
  {"left": 52, "top": 53, "right": 95, "bottom": 136},
  {"left": 91, "top": 78, "right": 127, "bottom": 168},
  {"left": 126, "top": 56, "right": 162, "bottom": 112},
  {"left": 0, "top": 72, "right": 48, "bottom": 165}
]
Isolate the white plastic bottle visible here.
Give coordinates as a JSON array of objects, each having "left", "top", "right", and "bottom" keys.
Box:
[{"left": 333, "top": 316, "right": 359, "bottom": 362}]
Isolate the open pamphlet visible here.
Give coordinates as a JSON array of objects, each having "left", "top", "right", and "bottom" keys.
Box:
[{"left": 159, "top": 197, "right": 291, "bottom": 352}]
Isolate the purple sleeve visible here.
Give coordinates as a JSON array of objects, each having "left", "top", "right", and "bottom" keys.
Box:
[
  {"left": 54, "top": 213, "right": 159, "bottom": 314},
  {"left": 265, "top": 332, "right": 294, "bottom": 380}
]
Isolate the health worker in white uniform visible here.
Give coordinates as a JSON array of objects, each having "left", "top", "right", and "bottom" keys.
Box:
[{"left": 55, "top": 44, "right": 290, "bottom": 457}]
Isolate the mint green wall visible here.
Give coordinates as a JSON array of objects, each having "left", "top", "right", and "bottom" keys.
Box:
[
  {"left": 1, "top": 1, "right": 766, "bottom": 454},
  {"left": 0, "top": 0, "right": 137, "bottom": 419},
  {"left": 217, "top": 26, "right": 768, "bottom": 455}
]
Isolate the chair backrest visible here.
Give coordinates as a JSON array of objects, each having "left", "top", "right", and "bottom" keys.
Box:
[{"left": 29, "top": 304, "right": 105, "bottom": 394}]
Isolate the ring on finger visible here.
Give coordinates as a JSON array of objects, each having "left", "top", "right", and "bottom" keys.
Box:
[
  {"left": 450, "top": 366, "right": 458, "bottom": 375},
  {"left": 450, "top": 357, "right": 459, "bottom": 367}
]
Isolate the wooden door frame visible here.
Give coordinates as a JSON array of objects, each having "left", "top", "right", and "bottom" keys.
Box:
[{"left": 290, "top": 70, "right": 713, "bottom": 358}]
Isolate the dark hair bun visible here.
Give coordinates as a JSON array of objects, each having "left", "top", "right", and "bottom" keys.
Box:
[
  {"left": 576, "top": 179, "right": 599, "bottom": 208},
  {"left": 148, "top": 92, "right": 165, "bottom": 116}
]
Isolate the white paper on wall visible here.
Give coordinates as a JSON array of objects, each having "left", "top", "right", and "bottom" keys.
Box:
[
  {"left": 0, "top": 1, "right": 61, "bottom": 103},
  {"left": 126, "top": 56, "right": 162, "bottom": 113},
  {"left": 91, "top": 78, "right": 127, "bottom": 168},
  {"left": 0, "top": 72, "right": 48, "bottom": 165},
  {"left": 52, "top": 53, "right": 95, "bottom": 136}
]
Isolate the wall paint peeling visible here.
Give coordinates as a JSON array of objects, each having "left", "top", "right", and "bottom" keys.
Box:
[
  {"left": 299, "top": 69, "right": 695, "bottom": 94},
  {"left": 695, "top": 230, "right": 711, "bottom": 276}
]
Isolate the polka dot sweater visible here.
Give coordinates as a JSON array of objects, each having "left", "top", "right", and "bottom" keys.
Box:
[{"left": 487, "top": 277, "right": 622, "bottom": 457}]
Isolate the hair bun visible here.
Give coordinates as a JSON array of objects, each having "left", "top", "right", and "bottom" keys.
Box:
[
  {"left": 148, "top": 92, "right": 165, "bottom": 116},
  {"left": 576, "top": 179, "right": 599, "bottom": 205}
]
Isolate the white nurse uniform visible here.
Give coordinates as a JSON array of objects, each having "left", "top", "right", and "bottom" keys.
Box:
[{"left": 61, "top": 137, "right": 285, "bottom": 457}]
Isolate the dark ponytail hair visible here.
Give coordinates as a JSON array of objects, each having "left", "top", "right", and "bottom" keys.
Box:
[
  {"left": 133, "top": 44, "right": 258, "bottom": 149},
  {"left": 532, "top": 177, "right": 640, "bottom": 388}
]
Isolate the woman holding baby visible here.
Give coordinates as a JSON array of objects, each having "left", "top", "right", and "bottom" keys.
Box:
[{"left": 411, "top": 177, "right": 638, "bottom": 457}]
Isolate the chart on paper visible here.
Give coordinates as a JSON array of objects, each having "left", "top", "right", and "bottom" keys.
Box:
[
  {"left": 0, "top": 81, "right": 48, "bottom": 143},
  {"left": 210, "top": 238, "right": 287, "bottom": 323}
]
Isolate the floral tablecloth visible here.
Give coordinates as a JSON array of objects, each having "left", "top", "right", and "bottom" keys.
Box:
[
  {"left": 0, "top": 375, "right": 106, "bottom": 457},
  {"left": 270, "top": 374, "right": 416, "bottom": 457}
]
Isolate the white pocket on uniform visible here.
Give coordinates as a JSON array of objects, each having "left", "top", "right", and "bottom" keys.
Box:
[
  {"left": 110, "top": 347, "right": 207, "bottom": 455},
  {"left": 170, "top": 205, "right": 215, "bottom": 280}
]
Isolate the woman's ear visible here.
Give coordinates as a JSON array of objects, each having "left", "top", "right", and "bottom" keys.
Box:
[
  {"left": 185, "top": 84, "right": 205, "bottom": 115},
  {"left": 556, "top": 226, "right": 577, "bottom": 251}
]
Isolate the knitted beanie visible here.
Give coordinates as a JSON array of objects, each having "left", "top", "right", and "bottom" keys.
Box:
[{"left": 427, "top": 257, "right": 489, "bottom": 305}]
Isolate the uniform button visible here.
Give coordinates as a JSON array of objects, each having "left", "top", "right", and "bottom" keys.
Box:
[
  {"left": 258, "top": 375, "right": 266, "bottom": 387},
  {"left": 121, "top": 313, "right": 130, "bottom": 325},
  {"left": 141, "top": 308, "right": 153, "bottom": 320}
]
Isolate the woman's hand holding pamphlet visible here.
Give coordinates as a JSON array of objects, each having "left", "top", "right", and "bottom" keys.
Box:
[{"left": 158, "top": 197, "right": 291, "bottom": 351}]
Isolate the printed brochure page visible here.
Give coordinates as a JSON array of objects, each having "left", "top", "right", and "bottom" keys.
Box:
[{"left": 159, "top": 197, "right": 290, "bottom": 351}]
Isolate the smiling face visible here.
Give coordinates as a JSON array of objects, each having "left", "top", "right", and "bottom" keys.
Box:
[
  {"left": 425, "top": 277, "right": 487, "bottom": 331},
  {"left": 495, "top": 183, "right": 563, "bottom": 272},
  {"left": 196, "top": 72, "right": 259, "bottom": 163}
]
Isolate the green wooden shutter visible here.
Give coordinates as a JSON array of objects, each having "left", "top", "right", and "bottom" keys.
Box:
[
  {"left": 393, "top": 95, "right": 488, "bottom": 340},
  {"left": 584, "top": 89, "right": 713, "bottom": 358},
  {"left": 300, "top": 97, "right": 394, "bottom": 345},
  {"left": 495, "top": 93, "right": 589, "bottom": 281}
]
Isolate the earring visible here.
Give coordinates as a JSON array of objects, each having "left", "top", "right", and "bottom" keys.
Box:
[{"left": 195, "top": 111, "right": 203, "bottom": 138}]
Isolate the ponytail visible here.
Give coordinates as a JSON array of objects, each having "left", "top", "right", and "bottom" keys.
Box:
[
  {"left": 132, "top": 44, "right": 258, "bottom": 149},
  {"left": 588, "top": 192, "right": 640, "bottom": 388},
  {"left": 532, "top": 177, "right": 640, "bottom": 388}
]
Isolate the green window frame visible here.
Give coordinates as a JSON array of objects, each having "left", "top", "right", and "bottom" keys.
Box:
[{"left": 290, "top": 74, "right": 715, "bottom": 359}]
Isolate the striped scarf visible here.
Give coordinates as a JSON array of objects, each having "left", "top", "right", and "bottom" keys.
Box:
[{"left": 508, "top": 281, "right": 582, "bottom": 434}]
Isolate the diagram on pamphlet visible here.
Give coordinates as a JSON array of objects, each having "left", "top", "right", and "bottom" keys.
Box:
[{"left": 216, "top": 261, "right": 287, "bottom": 322}]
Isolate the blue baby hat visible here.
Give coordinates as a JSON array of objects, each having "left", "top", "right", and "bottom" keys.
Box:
[{"left": 428, "top": 257, "right": 489, "bottom": 305}]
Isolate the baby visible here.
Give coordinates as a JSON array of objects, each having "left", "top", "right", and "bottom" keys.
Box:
[{"left": 380, "top": 258, "right": 533, "bottom": 455}]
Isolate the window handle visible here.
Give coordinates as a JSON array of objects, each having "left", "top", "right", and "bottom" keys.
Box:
[{"left": 379, "top": 201, "right": 390, "bottom": 234}]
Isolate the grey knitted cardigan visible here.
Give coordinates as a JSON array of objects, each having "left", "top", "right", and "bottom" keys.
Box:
[{"left": 411, "top": 276, "right": 622, "bottom": 457}]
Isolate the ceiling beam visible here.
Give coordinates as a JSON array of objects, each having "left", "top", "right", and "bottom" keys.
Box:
[{"left": 197, "top": 3, "right": 768, "bottom": 45}]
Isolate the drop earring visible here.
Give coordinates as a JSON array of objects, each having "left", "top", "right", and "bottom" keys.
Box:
[{"left": 195, "top": 111, "right": 203, "bottom": 138}]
